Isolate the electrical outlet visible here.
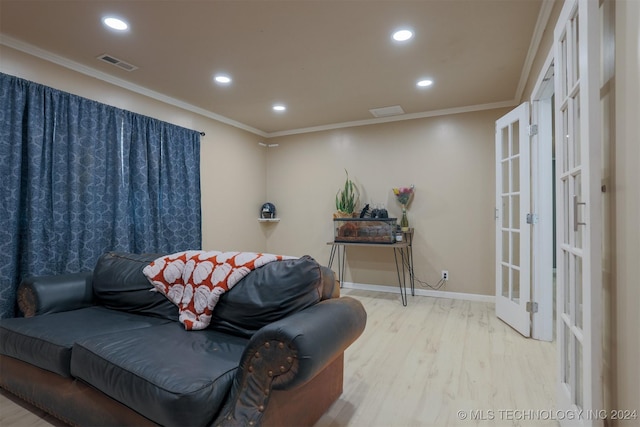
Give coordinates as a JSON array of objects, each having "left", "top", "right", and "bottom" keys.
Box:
[{"left": 442, "top": 270, "right": 449, "bottom": 280}]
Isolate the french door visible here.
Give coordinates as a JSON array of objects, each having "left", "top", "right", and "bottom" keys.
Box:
[
  {"left": 553, "top": 0, "right": 603, "bottom": 424},
  {"left": 495, "top": 103, "right": 531, "bottom": 337}
]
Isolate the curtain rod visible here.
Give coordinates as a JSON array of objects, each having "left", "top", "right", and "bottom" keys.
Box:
[{"left": 199, "top": 131, "right": 205, "bottom": 136}]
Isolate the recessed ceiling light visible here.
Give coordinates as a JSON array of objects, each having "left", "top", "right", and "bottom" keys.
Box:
[
  {"left": 214, "top": 74, "right": 232, "bottom": 84},
  {"left": 102, "top": 17, "right": 129, "bottom": 31},
  {"left": 273, "top": 104, "right": 286, "bottom": 112},
  {"left": 392, "top": 29, "right": 413, "bottom": 42},
  {"left": 417, "top": 79, "right": 433, "bottom": 87}
]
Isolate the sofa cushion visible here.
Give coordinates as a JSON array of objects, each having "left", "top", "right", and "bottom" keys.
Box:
[
  {"left": 209, "top": 255, "right": 325, "bottom": 338},
  {"left": 70, "top": 322, "right": 248, "bottom": 427},
  {"left": 0, "top": 306, "right": 171, "bottom": 377},
  {"left": 92, "top": 252, "right": 178, "bottom": 321}
]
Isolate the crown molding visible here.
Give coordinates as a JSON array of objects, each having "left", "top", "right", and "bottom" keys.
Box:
[
  {"left": 265, "top": 100, "right": 518, "bottom": 138},
  {"left": 0, "top": 35, "right": 268, "bottom": 138}
]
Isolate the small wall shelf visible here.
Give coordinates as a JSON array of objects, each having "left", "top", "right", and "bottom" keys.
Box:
[{"left": 258, "top": 218, "right": 280, "bottom": 223}]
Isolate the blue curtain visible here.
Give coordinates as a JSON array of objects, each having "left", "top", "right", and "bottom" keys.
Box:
[{"left": 0, "top": 73, "right": 201, "bottom": 318}]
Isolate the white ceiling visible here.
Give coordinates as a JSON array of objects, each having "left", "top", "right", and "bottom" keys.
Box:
[{"left": 0, "top": 0, "right": 550, "bottom": 137}]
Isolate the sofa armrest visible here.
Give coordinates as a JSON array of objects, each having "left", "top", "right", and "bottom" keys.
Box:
[
  {"left": 213, "top": 296, "right": 366, "bottom": 426},
  {"left": 17, "top": 272, "right": 94, "bottom": 317}
]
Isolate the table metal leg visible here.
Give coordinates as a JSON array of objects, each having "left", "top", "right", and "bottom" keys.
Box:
[
  {"left": 393, "top": 248, "right": 408, "bottom": 306},
  {"left": 328, "top": 244, "right": 347, "bottom": 288},
  {"left": 409, "top": 245, "right": 415, "bottom": 296},
  {"left": 328, "top": 244, "right": 336, "bottom": 268},
  {"left": 339, "top": 246, "right": 346, "bottom": 288}
]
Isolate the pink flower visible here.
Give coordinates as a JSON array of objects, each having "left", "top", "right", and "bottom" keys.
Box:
[{"left": 392, "top": 185, "right": 415, "bottom": 207}]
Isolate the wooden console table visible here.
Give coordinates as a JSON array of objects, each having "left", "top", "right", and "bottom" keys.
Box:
[{"left": 327, "top": 229, "right": 414, "bottom": 306}]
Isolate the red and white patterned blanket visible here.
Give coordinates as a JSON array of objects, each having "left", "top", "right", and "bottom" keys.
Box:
[{"left": 143, "top": 250, "right": 296, "bottom": 330}]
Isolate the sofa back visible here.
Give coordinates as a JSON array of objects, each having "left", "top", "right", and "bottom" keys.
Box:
[
  {"left": 92, "top": 252, "right": 179, "bottom": 321},
  {"left": 92, "top": 252, "right": 338, "bottom": 337},
  {"left": 210, "top": 255, "right": 336, "bottom": 337}
]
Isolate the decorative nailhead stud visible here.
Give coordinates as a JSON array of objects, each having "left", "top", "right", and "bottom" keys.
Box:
[
  {"left": 248, "top": 366, "right": 254, "bottom": 373},
  {"left": 267, "top": 370, "right": 273, "bottom": 377},
  {"left": 286, "top": 357, "right": 293, "bottom": 363},
  {"left": 254, "top": 352, "right": 260, "bottom": 358},
  {"left": 264, "top": 342, "right": 271, "bottom": 348},
  {"left": 279, "top": 366, "right": 286, "bottom": 372},
  {"left": 278, "top": 342, "right": 284, "bottom": 349},
  {"left": 258, "top": 405, "right": 265, "bottom": 412}
]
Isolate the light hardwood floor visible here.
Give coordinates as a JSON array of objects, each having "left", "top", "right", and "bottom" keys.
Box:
[
  {"left": 0, "top": 290, "right": 556, "bottom": 427},
  {"left": 315, "top": 289, "right": 557, "bottom": 427}
]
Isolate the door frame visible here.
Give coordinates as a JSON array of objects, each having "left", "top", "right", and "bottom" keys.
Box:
[{"left": 529, "top": 49, "right": 555, "bottom": 342}]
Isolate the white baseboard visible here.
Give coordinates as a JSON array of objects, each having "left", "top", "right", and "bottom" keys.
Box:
[{"left": 340, "top": 281, "right": 496, "bottom": 304}]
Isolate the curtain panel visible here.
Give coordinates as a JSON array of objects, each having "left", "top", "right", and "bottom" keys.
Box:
[{"left": 0, "top": 73, "right": 201, "bottom": 318}]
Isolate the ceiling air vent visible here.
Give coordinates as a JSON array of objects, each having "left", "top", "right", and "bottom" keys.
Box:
[
  {"left": 369, "top": 105, "right": 405, "bottom": 118},
  {"left": 97, "top": 54, "right": 138, "bottom": 71}
]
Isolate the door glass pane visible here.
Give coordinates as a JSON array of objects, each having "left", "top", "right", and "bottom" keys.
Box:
[
  {"left": 562, "top": 108, "right": 569, "bottom": 172},
  {"left": 512, "top": 268, "right": 520, "bottom": 303},
  {"left": 502, "top": 161, "right": 510, "bottom": 193},
  {"left": 575, "top": 336, "right": 583, "bottom": 409},
  {"left": 574, "top": 173, "right": 583, "bottom": 249},
  {"left": 563, "top": 180, "right": 570, "bottom": 244},
  {"left": 561, "top": 37, "right": 568, "bottom": 98},
  {"left": 513, "top": 232, "right": 520, "bottom": 267},
  {"left": 502, "top": 231, "right": 510, "bottom": 263},
  {"left": 502, "top": 196, "right": 510, "bottom": 228},
  {"left": 563, "top": 321, "right": 571, "bottom": 384},
  {"left": 573, "top": 14, "right": 580, "bottom": 83},
  {"left": 575, "top": 256, "right": 583, "bottom": 329},
  {"left": 502, "top": 127, "right": 509, "bottom": 160},
  {"left": 564, "top": 251, "right": 571, "bottom": 314},
  {"left": 573, "top": 94, "right": 581, "bottom": 166},
  {"left": 502, "top": 265, "right": 510, "bottom": 298},
  {"left": 512, "top": 157, "right": 520, "bottom": 192},
  {"left": 512, "top": 194, "right": 520, "bottom": 229},
  {"left": 512, "top": 122, "right": 520, "bottom": 156}
]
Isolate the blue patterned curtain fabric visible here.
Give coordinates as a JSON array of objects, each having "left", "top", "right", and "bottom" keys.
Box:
[{"left": 0, "top": 73, "right": 201, "bottom": 318}]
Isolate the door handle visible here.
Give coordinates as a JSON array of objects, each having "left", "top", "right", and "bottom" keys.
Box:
[{"left": 573, "top": 195, "right": 586, "bottom": 231}]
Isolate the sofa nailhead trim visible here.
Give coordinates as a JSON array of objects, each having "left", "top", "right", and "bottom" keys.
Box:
[{"left": 264, "top": 342, "right": 270, "bottom": 348}]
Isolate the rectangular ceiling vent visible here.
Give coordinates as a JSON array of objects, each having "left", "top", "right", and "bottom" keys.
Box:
[
  {"left": 369, "top": 105, "right": 405, "bottom": 118},
  {"left": 97, "top": 54, "right": 138, "bottom": 71}
]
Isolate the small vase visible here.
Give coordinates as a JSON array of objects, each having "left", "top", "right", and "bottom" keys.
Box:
[{"left": 400, "top": 207, "right": 409, "bottom": 232}]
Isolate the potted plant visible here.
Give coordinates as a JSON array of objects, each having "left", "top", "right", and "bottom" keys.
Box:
[{"left": 334, "top": 169, "right": 359, "bottom": 218}]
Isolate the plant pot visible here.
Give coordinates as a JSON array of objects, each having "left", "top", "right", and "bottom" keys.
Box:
[{"left": 333, "top": 211, "right": 356, "bottom": 219}]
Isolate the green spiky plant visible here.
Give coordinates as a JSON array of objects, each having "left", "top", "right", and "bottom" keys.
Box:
[{"left": 335, "top": 169, "right": 359, "bottom": 216}]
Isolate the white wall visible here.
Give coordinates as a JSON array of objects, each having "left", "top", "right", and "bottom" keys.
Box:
[{"left": 265, "top": 109, "right": 508, "bottom": 296}]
